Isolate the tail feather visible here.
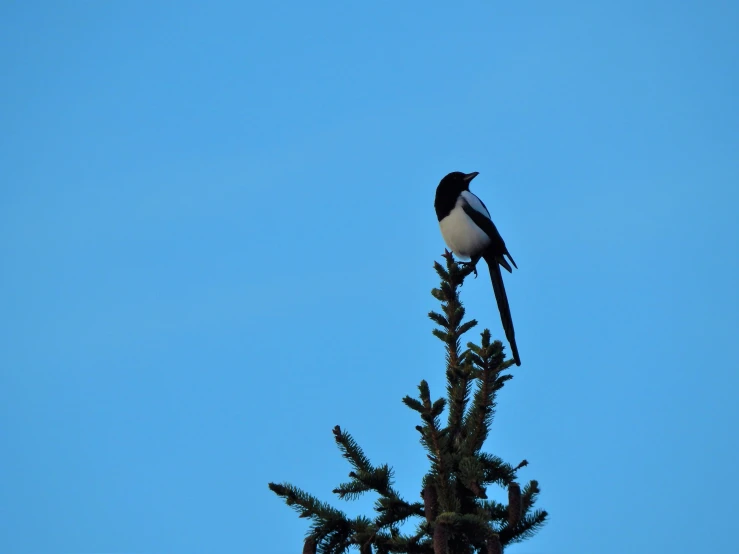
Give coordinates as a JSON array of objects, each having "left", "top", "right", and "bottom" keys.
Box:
[
  {"left": 484, "top": 254, "right": 521, "bottom": 366},
  {"left": 498, "top": 255, "right": 513, "bottom": 273}
]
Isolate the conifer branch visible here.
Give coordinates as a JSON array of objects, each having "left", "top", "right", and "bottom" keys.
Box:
[
  {"left": 402, "top": 396, "right": 425, "bottom": 414},
  {"left": 333, "top": 479, "right": 372, "bottom": 500},
  {"left": 477, "top": 453, "right": 518, "bottom": 487},
  {"left": 430, "top": 252, "right": 478, "bottom": 439},
  {"left": 414, "top": 381, "right": 449, "bottom": 485},
  {"left": 458, "top": 456, "right": 487, "bottom": 499},
  {"left": 374, "top": 495, "right": 424, "bottom": 527},
  {"left": 373, "top": 530, "right": 431, "bottom": 554},
  {"left": 520, "top": 480, "right": 541, "bottom": 514},
  {"left": 476, "top": 499, "right": 508, "bottom": 524},
  {"left": 499, "top": 509, "right": 549, "bottom": 545},
  {"left": 461, "top": 333, "right": 498, "bottom": 456},
  {"left": 462, "top": 334, "right": 516, "bottom": 457},
  {"left": 333, "top": 425, "right": 373, "bottom": 474},
  {"left": 268, "top": 482, "right": 348, "bottom": 523}
]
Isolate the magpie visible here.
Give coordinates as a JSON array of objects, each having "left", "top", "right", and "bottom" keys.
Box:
[{"left": 434, "top": 171, "right": 521, "bottom": 366}]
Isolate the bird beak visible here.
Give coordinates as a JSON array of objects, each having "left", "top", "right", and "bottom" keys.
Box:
[{"left": 463, "top": 172, "right": 479, "bottom": 182}]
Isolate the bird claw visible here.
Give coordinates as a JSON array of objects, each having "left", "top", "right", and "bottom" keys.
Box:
[{"left": 457, "top": 260, "right": 478, "bottom": 278}]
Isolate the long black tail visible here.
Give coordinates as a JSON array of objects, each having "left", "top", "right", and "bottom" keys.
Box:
[{"left": 484, "top": 253, "right": 521, "bottom": 366}]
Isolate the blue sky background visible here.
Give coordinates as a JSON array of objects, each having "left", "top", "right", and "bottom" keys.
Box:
[{"left": 2, "top": 2, "right": 738, "bottom": 553}]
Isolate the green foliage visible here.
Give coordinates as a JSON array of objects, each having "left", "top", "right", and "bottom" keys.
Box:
[{"left": 269, "top": 251, "right": 548, "bottom": 553}]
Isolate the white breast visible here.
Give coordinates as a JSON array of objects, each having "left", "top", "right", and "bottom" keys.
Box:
[{"left": 438, "top": 196, "right": 491, "bottom": 259}]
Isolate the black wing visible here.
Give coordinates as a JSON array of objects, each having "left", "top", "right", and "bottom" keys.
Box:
[{"left": 461, "top": 203, "right": 518, "bottom": 270}]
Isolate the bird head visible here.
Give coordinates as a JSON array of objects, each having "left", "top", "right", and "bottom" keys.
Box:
[{"left": 438, "top": 171, "right": 479, "bottom": 193}]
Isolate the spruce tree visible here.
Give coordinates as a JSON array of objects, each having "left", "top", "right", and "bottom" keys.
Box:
[{"left": 269, "top": 252, "right": 547, "bottom": 553}]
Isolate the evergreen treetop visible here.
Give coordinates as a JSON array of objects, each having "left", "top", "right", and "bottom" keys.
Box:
[{"left": 269, "top": 252, "right": 547, "bottom": 553}]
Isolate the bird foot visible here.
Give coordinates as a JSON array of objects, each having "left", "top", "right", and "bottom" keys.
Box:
[{"left": 457, "top": 260, "right": 478, "bottom": 278}]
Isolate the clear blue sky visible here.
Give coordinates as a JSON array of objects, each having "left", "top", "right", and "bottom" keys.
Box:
[{"left": 2, "top": 2, "right": 737, "bottom": 553}]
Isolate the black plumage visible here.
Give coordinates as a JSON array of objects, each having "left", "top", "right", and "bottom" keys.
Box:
[{"left": 434, "top": 171, "right": 521, "bottom": 366}]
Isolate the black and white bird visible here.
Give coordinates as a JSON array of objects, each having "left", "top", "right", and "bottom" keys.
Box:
[{"left": 434, "top": 171, "right": 521, "bottom": 366}]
